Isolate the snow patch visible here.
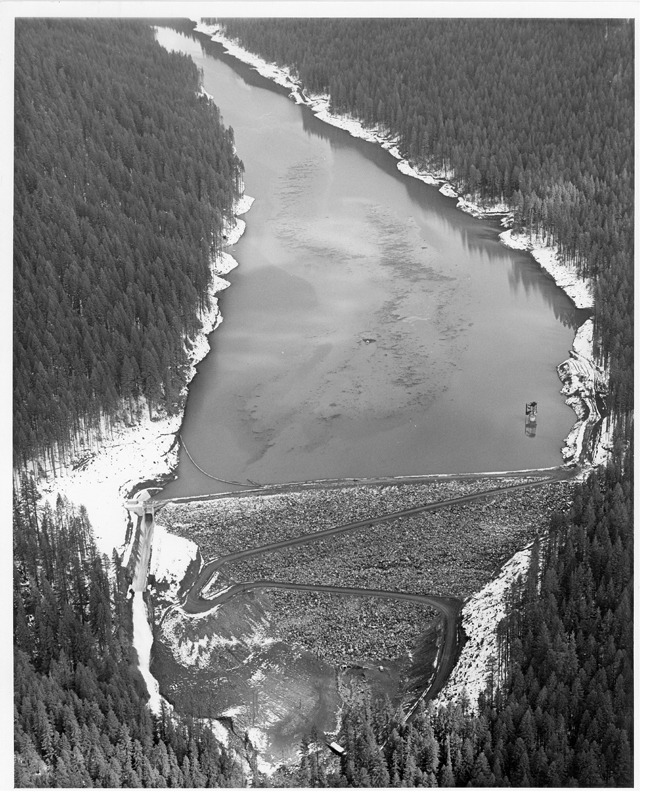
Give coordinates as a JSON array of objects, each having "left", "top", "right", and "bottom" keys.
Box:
[
  {"left": 396, "top": 159, "right": 445, "bottom": 186},
  {"left": 223, "top": 217, "right": 246, "bottom": 247},
  {"left": 592, "top": 420, "right": 615, "bottom": 467},
  {"left": 500, "top": 229, "right": 593, "bottom": 309},
  {"left": 243, "top": 629, "right": 277, "bottom": 650},
  {"left": 222, "top": 705, "right": 246, "bottom": 718},
  {"left": 212, "top": 275, "right": 231, "bottom": 292},
  {"left": 434, "top": 544, "right": 534, "bottom": 714},
  {"left": 247, "top": 727, "right": 268, "bottom": 753},
  {"left": 235, "top": 194, "right": 255, "bottom": 216},
  {"left": 456, "top": 195, "right": 510, "bottom": 218},
  {"left": 556, "top": 318, "right": 608, "bottom": 465},
  {"left": 26, "top": 191, "right": 254, "bottom": 559},
  {"left": 250, "top": 668, "right": 266, "bottom": 687},
  {"left": 149, "top": 526, "right": 199, "bottom": 595},
  {"left": 195, "top": 716, "right": 230, "bottom": 748},
  {"left": 167, "top": 627, "right": 238, "bottom": 669},
  {"left": 439, "top": 183, "right": 459, "bottom": 198},
  {"left": 247, "top": 727, "right": 277, "bottom": 775},
  {"left": 215, "top": 251, "right": 238, "bottom": 276}
]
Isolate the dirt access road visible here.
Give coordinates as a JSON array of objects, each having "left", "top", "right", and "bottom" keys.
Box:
[
  {"left": 180, "top": 471, "right": 572, "bottom": 614},
  {"left": 171, "top": 470, "right": 572, "bottom": 705},
  {"left": 203, "top": 580, "right": 463, "bottom": 708}
]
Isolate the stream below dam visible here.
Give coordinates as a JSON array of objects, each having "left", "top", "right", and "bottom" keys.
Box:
[{"left": 155, "top": 26, "right": 588, "bottom": 501}]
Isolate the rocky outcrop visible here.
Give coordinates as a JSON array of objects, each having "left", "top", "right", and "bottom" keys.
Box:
[{"left": 557, "top": 320, "right": 608, "bottom": 465}]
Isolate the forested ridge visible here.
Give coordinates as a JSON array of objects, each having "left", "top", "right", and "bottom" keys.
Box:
[
  {"left": 12, "top": 19, "right": 247, "bottom": 787},
  {"left": 215, "top": 18, "right": 634, "bottom": 430},
  {"left": 13, "top": 489, "right": 245, "bottom": 787},
  {"left": 14, "top": 19, "right": 242, "bottom": 470}
]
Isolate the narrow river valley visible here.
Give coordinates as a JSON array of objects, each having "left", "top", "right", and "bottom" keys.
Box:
[
  {"left": 12, "top": 14, "right": 631, "bottom": 789},
  {"left": 141, "top": 24, "right": 594, "bottom": 766}
]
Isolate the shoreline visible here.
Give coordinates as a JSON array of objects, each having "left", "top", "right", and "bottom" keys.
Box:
[
  {"left": 25, "top": 190, "right": 254, "bottom": 559},
  {"left": 433, "top": 540, "right": 536, "bottom": 713},
  {"left": 18, "top": 22, "right": 611, "bottom": 732},
  {"left": 186, "top": 19, "right": 613, "bottom": 717},
  {"left": 192, "top": 19, "right": 604, "bottom": 469},
  {"left": 195, "top": 20, "right": 592, "bottom": 306}
]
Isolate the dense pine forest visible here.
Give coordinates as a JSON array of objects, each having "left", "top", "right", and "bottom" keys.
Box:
[
  {"left": 13, "top": 17, "right": 634, "bottom": 789},
  {"left": 12, "top": 19, "right": 248, "bottom": 788},
  {"left": 216, "top": 18, "right": 634, "bottom": 432},
  {"left": 13, "top": 489, "right": 244, "bottom": 787},
  {"left": 13, "top": 19, "right": 242, "bottom": 471}
]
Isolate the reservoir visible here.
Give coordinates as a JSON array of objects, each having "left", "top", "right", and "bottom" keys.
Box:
[{"left": 156, "top": 26, "right": 587, "bottom": 500}]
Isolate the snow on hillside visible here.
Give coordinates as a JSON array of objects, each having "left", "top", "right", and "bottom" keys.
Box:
[
  {"left": 30, "top": 194, "right": 254, "bottom": 558},
  {"left": 434, "top": 542, "right": 534, "bottom": 713},
  {"left": 500, "top": 229, "right": 593, "bottom": 309},
  {"left": 150, "top": 525, "right": 200, "bottom": 598}
]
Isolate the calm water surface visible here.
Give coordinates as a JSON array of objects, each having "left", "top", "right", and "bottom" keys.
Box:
[{"left": 156, "top": 28, "right": 587, "bottom": 499}]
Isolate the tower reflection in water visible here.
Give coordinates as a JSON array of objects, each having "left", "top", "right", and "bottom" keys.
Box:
[{"left": 525, "top": 401, "right": 538, "bottom": 438}]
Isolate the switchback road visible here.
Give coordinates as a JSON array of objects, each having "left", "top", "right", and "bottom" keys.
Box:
[
  {"left": 181, "top": 474, "right": 569, "bottom": 611},
  {"left": 183, "top": 580, "right": 463, "bottom": 707},
  {"left": 168, "top": 472, "right": 573, "bottom": 705}
]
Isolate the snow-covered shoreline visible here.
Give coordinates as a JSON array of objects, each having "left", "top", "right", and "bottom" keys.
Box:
[
  {"left": 193, "top": 19, "right": 608, "bottom": 472},
  {"left": 24, "top": 192, "right": 254, "bottom": 558},
  {"left": 556, "top": 318, "right": 611, "bottom": 467},
  {"left": 499, "top": 228, "right": 593, "bottom": 310},
  {"left": 195, "top": 22, "right": 462, "bottom": 196},
  {"left": 194, "top": 20, "right": 592, "bottom": 302}
]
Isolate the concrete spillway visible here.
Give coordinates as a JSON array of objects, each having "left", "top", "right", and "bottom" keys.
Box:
[
  {"left": 125, "top": 493, "right": 172, "bottom": 715},
  {"left": 131, "top": 518, "right": 155, "bottom": 592},
  {"left": 131, "top": 591, "right": 167, "bottom": 714}
]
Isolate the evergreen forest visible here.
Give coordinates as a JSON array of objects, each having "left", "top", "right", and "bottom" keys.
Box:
[
  {"left": 12, "top": 17, "right": 634, "bottom": 789},
  {"left": 14, "top": 19, "right": 242, "bottom": 471},
  {"left": 12, "top": 18, "right": 247, "bottom": 788},
  {"left": 13, "top": 489, "right": 245, "bottom": 787}
]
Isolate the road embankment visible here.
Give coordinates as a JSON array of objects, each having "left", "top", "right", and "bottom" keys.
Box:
[{"left": 179, "top": 472, "right": 572, "bottom": 614}]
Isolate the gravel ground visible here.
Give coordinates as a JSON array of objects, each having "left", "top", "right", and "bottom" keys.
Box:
[{"left": 157, "top": 477, "right": 572, "bottom": 665}]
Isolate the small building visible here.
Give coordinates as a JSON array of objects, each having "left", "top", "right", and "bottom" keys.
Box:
[
  {"left": 143, "top": 501, "right": 156, "bottom": 524},
  {"left": 327, "top": 741, "right": 346, "bottom": 757}
]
